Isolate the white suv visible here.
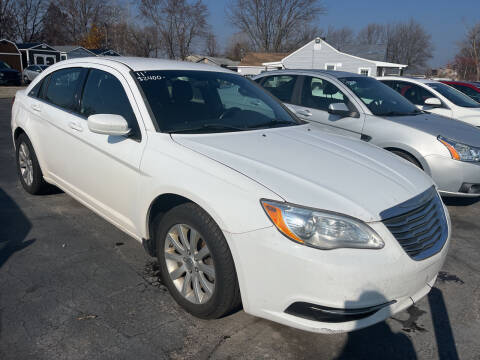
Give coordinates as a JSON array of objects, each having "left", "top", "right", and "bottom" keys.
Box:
[{"left": 11, "top": 57, "right": 450, "bottom": 333}]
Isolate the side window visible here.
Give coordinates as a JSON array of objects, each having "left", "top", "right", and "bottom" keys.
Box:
[
  {"left": 300, "top": 76, "right": 354, "bottom": 112},
  {"left": 28, "top": 79, "right": 43, "bottom": 98},
  {"left": 80, "top": 69, "right": 140, "bottom": 139},
  {"left": 451, "top": 84, "right": 480, "bottom": 102},
  {"left": 390, "top": 81, "right": 436, "bottom": 106},
  {"left": 44, "top": 68, "right": 83, "bottom": 110},
  {"left": 261, "top": 75, "right": 297, "bottom": 103}
]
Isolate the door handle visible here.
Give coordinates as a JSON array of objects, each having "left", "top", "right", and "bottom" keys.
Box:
[
  {"left": 296, "top": 109, "right": 312, "bottom": 117},
  {"left": 31, "top": 104, "right": 41, "bottom": 112},
  {"left": 69, "top": 121, "right": 83, "bottom": 132}
]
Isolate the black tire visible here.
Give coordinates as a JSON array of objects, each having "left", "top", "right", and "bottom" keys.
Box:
[
  {"left": 154, "top": 202, "right": 241, "bottom": 319},
  {"left": 15, "top": 133, "right": 49, "bottom": 195},
  {"left": 390, "top": 150, "right": 422, "bottom": 169}
]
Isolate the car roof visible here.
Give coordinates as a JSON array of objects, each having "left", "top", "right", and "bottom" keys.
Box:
[
  {"left": 49, "top": 56, "right": 234, "bottom": 73},
  {"left": 377, "top": 76, "right": 440, "bottom": 84},
  {"left": 254, "top": 69, "right": 364, "bottom": 79}
]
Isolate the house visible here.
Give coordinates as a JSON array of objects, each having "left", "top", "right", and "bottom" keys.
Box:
[
  {"left": 16, "top": 42, "right": 61, "bottom": 68},
  {"left": 262, "top": 38, "right": 407, "bottom": 76},
  {"left": 88, "top": 48, "right": 121, "bottom": 56},
  {"left": 236, "top": 52, "right": 289, "bottom": 76},
  {"left": 53, "top": 45, "right": 96, "bottom": 60},
  {"left": 186, "top": 55, "right": 239, "bottom": 70},
  {"left": 0, "top": 39, "right": 23, "bottom": 71}
]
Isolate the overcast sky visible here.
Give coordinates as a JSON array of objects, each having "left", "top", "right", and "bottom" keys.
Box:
[{"left": 204, "top": 0, "right": 480, "bottom": 68}]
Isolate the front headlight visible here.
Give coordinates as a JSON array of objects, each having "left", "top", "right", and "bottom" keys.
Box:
[
  {"left": 261, "top": 200, "right": 384, "bottom": 250},
  {"left": 438, "top": 136, "right": 480, "bottom": 162}
]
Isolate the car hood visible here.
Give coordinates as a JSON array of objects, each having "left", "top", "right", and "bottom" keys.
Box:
[
  {"left": 452, "top": 107, "right": 480, "bottom": 126},
  {"left": 380, "top": 113, "right": 480, "bottom": 147},
  {"left": 172, "top": 124, "right": 434, "bottom": 222}
]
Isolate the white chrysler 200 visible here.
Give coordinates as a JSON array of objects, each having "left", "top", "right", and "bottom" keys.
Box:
[{"left": 11, "top": 57, "right": 450, "bottom": 333}]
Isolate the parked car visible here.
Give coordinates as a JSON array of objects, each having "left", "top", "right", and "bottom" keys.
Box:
[
  {"left": 378, "top": 76, "right": 480, "bottom": 127},
  {"left": 11, "top": 57, "right": 450, "bottom": 333},
  {"left": 254, "top": 70, "right": 480, "bottom": 197},
  {"left": 22, "top": 65, "right": 49, "bottom": 84},
  {"left": 0, "top": 60, "right": 21, "bottom": 86},
  {"left": 440, "top": 81, "right": 480, "bottom": 103}
]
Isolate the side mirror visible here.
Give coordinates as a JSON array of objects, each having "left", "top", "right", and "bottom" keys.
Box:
[
  {"left": 424, "top": 97, "right": 442, "bottom": 107},
  {"left": 87, "top": 114, "right": 131, "bottom": 136},
  {"left": 328, "top": 102, "right": 351, "bottom": 116}
]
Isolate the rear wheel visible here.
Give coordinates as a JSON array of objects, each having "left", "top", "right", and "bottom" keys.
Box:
[
  {"left": 154, "top": 203, "right": 241, "bottom": 319},
  {"left": 15, "top": 133, "right": 49, "bottom": 194}
]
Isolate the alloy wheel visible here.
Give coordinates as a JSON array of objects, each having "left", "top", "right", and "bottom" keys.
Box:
[
  {"left": 164, "top": 224, "right": 215, "bottom": 304},
  {"left": 18, "top": 142, "right": 33, "bottom": 186}
]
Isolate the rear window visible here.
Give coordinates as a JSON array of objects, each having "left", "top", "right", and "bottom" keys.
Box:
[{"left": 44, "top": 68, "right": 83, "bottom": 110}]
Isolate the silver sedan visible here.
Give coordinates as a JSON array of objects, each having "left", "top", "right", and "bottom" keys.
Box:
[
  {"left": 22, "top": 65, "right": 48, "bottom": 84},
  {"left": 254, "top": 69, "right": 480, "bottom": 197}
]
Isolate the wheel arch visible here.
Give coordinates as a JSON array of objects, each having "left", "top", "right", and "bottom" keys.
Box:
[{"left": 384, "top": 146, "right": 427, "bottom": 171}]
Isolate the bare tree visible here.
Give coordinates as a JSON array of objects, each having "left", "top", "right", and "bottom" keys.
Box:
[
  {"left": 227, "top": 0, "right": 326, "bottom": 52},
  {"left": 324, "top": 25, "right": 354, "bottom": 50},
  {"left": 140, "top": 0, "right": 209, "bottom": 60},
  {"left": 128, "top": 25, "right": 162, "bottom": 57},
  {"left": 41, "top": 2, "right": 71, "bottom": 44},
  {"left": 205, "top": 32, "right": 218, "bottom": 57},
  {"left": 225, "top": 32, "right": 250, "bottom": 60},
  {"left": 357, "top": 23, "right": 386, "bottom": 45},
  {"left": 0, "top": 0, "right": 17, "bottom": 39},
  {"left": 385, "top": 19, "right": 433, "bottom": 71},
  {"left": 13, "top": 0, "right": 45, "bottom": 42},
  {"left": 454, "top": 23, "right": 480, "bottom": 80}
]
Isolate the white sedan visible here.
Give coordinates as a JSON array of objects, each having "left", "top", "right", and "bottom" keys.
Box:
[
  {"left": 379, "top": 76, "right": 480, "bottom": 127},
  {"left": 11, "top": 57, "right": 450, "bottom": 333}
]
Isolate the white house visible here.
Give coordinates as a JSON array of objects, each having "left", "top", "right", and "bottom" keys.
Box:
[{"left": 261, "top": 38, "right": 407, "bottom": 76}]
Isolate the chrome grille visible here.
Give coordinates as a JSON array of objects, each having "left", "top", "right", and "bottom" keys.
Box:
[{"left": 380, "top": 186, "right": 448, "bottom": 261}]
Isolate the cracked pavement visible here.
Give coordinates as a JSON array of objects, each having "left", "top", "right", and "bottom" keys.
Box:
[{"left": 1, "top": 98, "right": 479, "bottom": 359}]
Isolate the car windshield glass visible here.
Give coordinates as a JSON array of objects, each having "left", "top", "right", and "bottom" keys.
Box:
[
  {"left": 135, "top": 70, "right": 300, "bottom": 133},
  {"left": 0, "top": 62, "right": 11, "bottom": 69},
  {"left": 427, "top": 82, "right": 480, "bottom": 108},
  {"left": 339, "top": 76, "right": 421, "bottom": 116}
]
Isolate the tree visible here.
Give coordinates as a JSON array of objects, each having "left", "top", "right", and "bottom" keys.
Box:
[
  {"left": 453, "top": 23, "right": 480, "bottom": 80},
  {"left": 41, "top": 2, "right": 71, "bottom": 44},
  {"left": 80, "top": 23, "right": 104, "bottom": 49},
  {"left": 324, "top": 26, "right": 354, "bottom": 51},
  {"left": 385, "top": 19, "right": 433, "bottom": 72},
  {"left": 357, "top": 23, "right": 386, "bottom": 45},
  {"left": 13, "top": 0, "right": 45, "bottom": 42},
  {"left": 226, "top": 0, "right": 326, "bottom": 52},
  {"left": 128, "top": 25, "right": 161, "bottom": 57},
  {"left": 225, "top": 32, "right": 250, "bottom": 60},
  {"left": 0, "top": 0, "right": 17, "bottom": 39},
  {"left": 205, "top": 32, "right": 218, "bottom": 57},
  {"left": 140, "top": 0, "right": 209, "bottom": 60}
]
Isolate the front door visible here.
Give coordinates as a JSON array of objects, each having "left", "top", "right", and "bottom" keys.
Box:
[{"left": 290, "top": 76, "right": 364, "bottom": 139}]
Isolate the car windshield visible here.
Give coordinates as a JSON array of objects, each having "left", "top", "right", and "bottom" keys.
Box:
[
  {"left": 0, "top": 61, "right": 12, "bottom": 69},
  {"left": 427, "top": 82, "right": 480, "bottom": 108},
  {"left": 338, "top": 76, "right": 421, "bottom": 116},
  {"left": 135, "top": 70, "right": 300, "bottom": 133}
]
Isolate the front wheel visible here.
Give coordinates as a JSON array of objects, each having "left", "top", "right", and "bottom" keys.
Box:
[{"left": 154, "top": 203, "right": 241, "bottom": 319}]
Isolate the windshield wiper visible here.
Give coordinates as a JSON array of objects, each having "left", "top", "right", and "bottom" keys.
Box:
[
  {"left": 169, "top": 123, "right": 246, "bottom": 134},
  {"left": 249, "top": 119, "right": 295, "bottom": 129},
  {"left": 378, "top": 111, "right": 422, "bottom": 117}
]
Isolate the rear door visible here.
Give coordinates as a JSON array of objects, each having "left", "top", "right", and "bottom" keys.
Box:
[
  {"left": 64, "top": 66, "right": 146, "bottom": 234},
  {"left": 290, "top": 75, "right": 364, "bottom": 139}
]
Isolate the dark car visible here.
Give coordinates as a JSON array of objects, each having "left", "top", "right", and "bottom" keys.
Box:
[
  {"left": 441, "top": 80, "right": 480, "bottom": 103},
  {"left": 0, "top": 61, "right": 21, "bottom": 86}
]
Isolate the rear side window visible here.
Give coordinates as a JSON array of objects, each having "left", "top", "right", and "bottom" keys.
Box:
[
  {"left": 450, "top": 84, "right": 480, "bottom": 102},
  {"left": 261, "top": 75, "right": 297, "bottom": 102},
  {"left": 80, "top": 69, "right": 140, "bottom": 139},
  {"left": 44, "top": 68, "right": 83, "bottom": 110},
  {"left": 300, "top": 76, "right": 354, "bottom": 112},
  {"left": 28, "top": 79, "right": 44, "bottom": 98}
]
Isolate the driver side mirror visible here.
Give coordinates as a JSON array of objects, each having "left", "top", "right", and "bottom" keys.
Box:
[
  {"left": 424, "top": 97, "right": 442, "bottom": 107},
  {"left": 88, "top": 114, "right": 131, "bottom": 136},
  {"left": 328, "top": 102, "right": 352, "bottom": 117}
]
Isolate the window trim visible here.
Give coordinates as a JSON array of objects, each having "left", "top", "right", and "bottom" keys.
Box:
[{"left": 358, "top": 67, "right": 371, "bottom": 76}]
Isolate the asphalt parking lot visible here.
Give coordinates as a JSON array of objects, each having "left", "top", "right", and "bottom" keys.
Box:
[{"left": 1, "top": 97, "right": 479, "bottom": 360}]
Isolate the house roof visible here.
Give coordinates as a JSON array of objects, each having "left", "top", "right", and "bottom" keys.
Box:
[
  {"left": 88, "top": 48, "right": 120, "bottom": 56},
  {"left": 16, "top": 42, "right": 41, "bottom": 49},
  {"left": 199, "top": 56, "right": 238, "bottom": 67},
  {"left": 239, "top": 52, "right": 289, "bottom": 66},
  {"left": 339, "top": 43, "right": 387, "bottom": 62},
  {"left": 53, "top": 45, "right": 94, "bottom": 54}
]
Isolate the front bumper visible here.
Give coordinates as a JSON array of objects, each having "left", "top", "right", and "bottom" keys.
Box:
[
  {"left": 225, "top": 217, "right": 450, "bottom": 333},
  {"left": 424, "top": 154, "right": 480, "bottom": 197}
]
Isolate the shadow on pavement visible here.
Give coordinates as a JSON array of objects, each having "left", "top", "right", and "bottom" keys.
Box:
[
  {"left": 0, "top": 187, "right": 34, "bottom": 269},
  {"left": 428, "top": 287, "right": 459, "bottom": 360},
  {"left": 336, "top": 291, "right": 417, "bottom": 360}
]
